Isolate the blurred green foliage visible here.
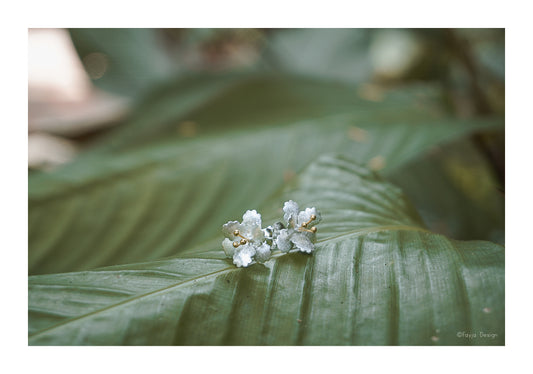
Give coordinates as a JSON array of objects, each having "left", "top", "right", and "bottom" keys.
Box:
[
  {"left": 29, "top": 74, "right": 502, "bottom": 274},
  {"left": 62, "top": 28, "right": 505, "bottom": 242}
]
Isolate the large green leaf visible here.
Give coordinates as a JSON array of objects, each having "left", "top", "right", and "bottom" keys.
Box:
[
  {"left": 28, "top": 155, "right": 504, "bottom": 345},
  {"left": 28, "top": 76, "right": 502, "bottom": 275}
]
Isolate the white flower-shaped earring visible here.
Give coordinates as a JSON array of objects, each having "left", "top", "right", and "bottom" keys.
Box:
[
  {"left": 275, "top": 200, "right": 322, "bottom": 254},
  {"left": 221, "top": 202, "right": 321, "bottom": 267},
  {"left": 221, "top": 210, "right": 271, "bottom": 267}
]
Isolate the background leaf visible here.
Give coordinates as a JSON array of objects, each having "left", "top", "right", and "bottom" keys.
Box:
[
  {"left": 389, "top": 136, "right": 504, "bottom": 244},
  {"left": 28, "top": 76, "right": 502, "bottom": 275},
  {"left": 29, "top": 155, "right": 504, "bottom": 345},
  {"left": 264, "top": 29, "right": 373, "bottom": 83},
  {"left": 69, "top": 28, "right": 174, "bottom": 97}
]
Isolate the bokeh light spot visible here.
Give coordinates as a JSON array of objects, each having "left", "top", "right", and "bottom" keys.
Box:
[
  {"left": 82, "top": 52, "right": 109, "bottom": 80},
  {"left": 368, "top": 155, "right": 386, "bottom": 171}
]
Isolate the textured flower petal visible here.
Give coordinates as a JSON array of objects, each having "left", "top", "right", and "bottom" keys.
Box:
[
  {"left": 276, "top": 229, "right": 293, "bottom": 253},
  {"left": 222, "top": 238, "right": 236, "bottom": 258},
  {"left": 255, "top": 243, "right": 272, "bottom": 263},
  {"left": 233, "top": 244, "right": 256, "bottom": 268},
  {"left": 250, "top": 225, "right": 265, "bottom": 242},
  {"left": 283, "top": 200, "right": 299, "bottom": 226},
  {"left": 297, "top": 207, "right": 321, "bottom": 227},
  {"left": 242, "top": 210, "right": 262, "bottom": 227},
  {"left": 222, "top": 221, "right": 241, "bottom": 238},
  {"left": 291, "top": 232, "right": 315, "bottom": 254}
]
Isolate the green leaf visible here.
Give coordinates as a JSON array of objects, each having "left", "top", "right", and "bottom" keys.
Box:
[
  {"left": 29, "top": 155, "right": 504, "bottom": 345},
  {"left": 85, "top": 74, "right": 490, "bottom": 154},
  {"left": 29, "top": 76, "right": 502, "bottom": 275}
]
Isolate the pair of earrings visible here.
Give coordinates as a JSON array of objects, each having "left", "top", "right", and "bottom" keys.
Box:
[{"left": 222, "top": 200, "right": 321, "bottom": 267}]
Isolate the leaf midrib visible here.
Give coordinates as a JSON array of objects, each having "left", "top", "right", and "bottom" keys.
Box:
[{"left": 28, "top": 224, "right": 429, "bottom": 341}]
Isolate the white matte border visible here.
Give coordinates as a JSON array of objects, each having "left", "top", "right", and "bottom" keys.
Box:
[{"left": 3, "top": 1, "right": 530, "bottom": 373}]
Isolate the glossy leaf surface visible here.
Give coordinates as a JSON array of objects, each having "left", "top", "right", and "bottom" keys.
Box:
[
  {"left": 29, "top": 155, "right": 504, "bottom": 345},
  {"left": 28, "top": 76, "right": 502, "bottom": 275}
]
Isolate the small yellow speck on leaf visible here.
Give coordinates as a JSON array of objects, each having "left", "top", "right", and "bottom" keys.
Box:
[
  {"left": 357, "top": 83, "right": 385, "bottom": 102},
  {"left": 177, "top": 120, "right": 197, "bottom": 137},
  {"left": 368, "top": 156, "right": 386, "bottom": 171},
  {"left": 348, "top": 126, "right": 369, "bottom": 142},
  {"left": 283, "top": 169, "right": 296, "bottom": 182}
]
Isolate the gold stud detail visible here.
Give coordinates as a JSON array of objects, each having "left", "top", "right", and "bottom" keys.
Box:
[
  {"left": 298, "top": 227, "right": 317, "bottom": 234},
  {"left": 300, "top": 214, "right": 318, "bottom": 231},
  {"left": 235, "top": 231, "right": 251, "bottom": 242},
  {"left": 233, "top": 242, "right": 240, "bottom": 248},
  {"left": 240, "top": 238, "right": 247, "bottom": 245}
]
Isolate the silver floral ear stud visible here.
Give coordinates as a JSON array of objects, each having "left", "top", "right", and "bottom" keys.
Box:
[
  {"left": 221, "top": 201, "right": 321, "bottom": 267},
  {"left": 275, "top": 200, "right": 322, "bottom": 254},
  {"left": 222, "top": 210, "right": 271, "bottom": 267}
]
